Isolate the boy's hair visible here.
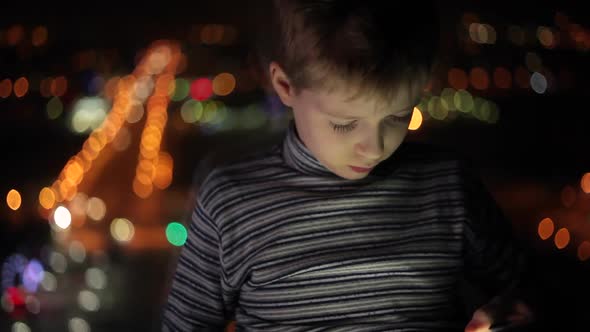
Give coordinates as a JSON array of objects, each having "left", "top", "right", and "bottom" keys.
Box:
[{"left": 253, "top": 0, "right": 441, "bottom": 102}]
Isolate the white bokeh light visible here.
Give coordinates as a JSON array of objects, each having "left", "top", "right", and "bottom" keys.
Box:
[{"left": 53, "top": 206, "right": 72, "bottom": 229}]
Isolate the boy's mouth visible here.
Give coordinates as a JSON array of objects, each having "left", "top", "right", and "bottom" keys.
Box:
[{"left": 349, "top": 165, "right": 374, "bottom": 173}]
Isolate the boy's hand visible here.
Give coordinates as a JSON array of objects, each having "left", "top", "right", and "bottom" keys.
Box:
[{"left": 464, "top": 299, "right": 533, "bottom": 332}]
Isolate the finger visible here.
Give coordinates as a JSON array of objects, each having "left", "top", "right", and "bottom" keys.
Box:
[
  {"left": 465, "top": 311, "right": 492, "bottom": 332},
  {"left": 465, "top": 320, "right": 491, "bottom": 332}
]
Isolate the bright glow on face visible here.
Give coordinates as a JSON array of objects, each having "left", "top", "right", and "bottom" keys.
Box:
[{"left": 290, "top": 81, "right": 424, "bottom": 180}]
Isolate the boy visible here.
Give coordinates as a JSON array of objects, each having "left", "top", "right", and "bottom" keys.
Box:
[{"left": 162, "top": 1, "right": 534, "bottom": 331}]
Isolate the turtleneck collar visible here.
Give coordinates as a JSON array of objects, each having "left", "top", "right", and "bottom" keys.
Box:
[{"left": 282, "top": 120, "right": 338, "bottom": 177}]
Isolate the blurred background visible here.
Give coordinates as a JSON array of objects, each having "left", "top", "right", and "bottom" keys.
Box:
[{"left": 0, "top": 1, "right": 588, "bottom": 331}]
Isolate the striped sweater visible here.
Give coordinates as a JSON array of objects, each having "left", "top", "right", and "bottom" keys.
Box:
[{"left": 162, "top": 120, "right": 524, "bottom": 331}]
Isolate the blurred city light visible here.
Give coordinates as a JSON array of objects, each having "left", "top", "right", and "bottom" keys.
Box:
[
  {"left": 6, "top": 189, "right": 22, "bottom": 211},
  {"left": 408, "top": 108, "right": 423, "bottom": 131},
  {"left": 52, "top": 206, "right": 72, "bottom": 230},
  {"left": 166, "top": 222, "right": 188, "bottom": 246},
  {"left": 554, "top": 228, "right": 570, "bottom": 249}
]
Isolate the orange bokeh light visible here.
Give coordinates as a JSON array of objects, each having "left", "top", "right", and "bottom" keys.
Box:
[
  {"left": 408, "top": 108, "right": 423, "bottom": 131},
  {"left": 0, "top": 79, "right": 12, "bottom": 98},
  {"left": 554, "top": 228, "right": 570, "bottom": 249},
  {"left": 32, "top": 26, "right": 48, "bottom": 47},
  {"left": 6, "top": 189, "right": 22, "bottom": 211},
  {"left": 448, "top": 68, "right": 468, "bottom": 90},
  {"left": 6, "top": 25, "right": 24, "bottom": 46},
  {"left": 133, "top": 177, "right": 153, "bottom": 199},
  {"left": 578, "top": 241, "right": 590, "bottom": 261},
  {"left": 14, "top": 77, "right": 29, "bottom": 97},
  {"left": 51, "top": 76, "right": 68, "bottom": 97},
  {"left": 469, "top": 67, "right": 489, "bottom": 90},
  {"left": 212, "top": 73, "right": 236, "bottom": 96},
  {"left": 39, "top": 187, "right": 56, "bottom": 210},
  {"left": 538, "top": 217, "right": 555, "bottom": 240},
  {"left": 581, "top": 173, "right": 590, "bottom": 194}
]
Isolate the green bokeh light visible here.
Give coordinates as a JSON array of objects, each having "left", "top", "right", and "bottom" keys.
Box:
[
  {"left": 171, "top": 78, "right": 190, "bottom": 101},
  {"left": 47, "top": 97, "right": 63, "bottom": 120},
  {"left": 166, "top": 222, "right": 188, "bottom": 246}
]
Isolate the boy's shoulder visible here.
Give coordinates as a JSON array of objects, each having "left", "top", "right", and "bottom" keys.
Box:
[{"left": 193, "top": 139, "right": 283, "bottom": 194}]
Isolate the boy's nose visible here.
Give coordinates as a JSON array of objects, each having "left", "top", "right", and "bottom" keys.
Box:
[{"left": 355, "top": 136, "right": 384, "bottom": 162}]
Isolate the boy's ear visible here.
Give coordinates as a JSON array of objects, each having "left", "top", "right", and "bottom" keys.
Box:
[{"left": 269, "top": 62, "right": 296, "bottom": 107}]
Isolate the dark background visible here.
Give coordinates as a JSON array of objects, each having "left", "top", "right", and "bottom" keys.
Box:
[{"left": 1, "top": 1, "right": 589, "bottom": 331}]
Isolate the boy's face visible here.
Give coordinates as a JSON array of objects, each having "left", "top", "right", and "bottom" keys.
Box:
[{"left": 270, "top": 62, "right": 425, "bottom": 180}]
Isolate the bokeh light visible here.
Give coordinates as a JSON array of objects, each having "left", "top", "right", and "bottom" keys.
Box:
[
  {"left": 12, "top": 321, "right": 31, "bottom": 332},
  {"left": 104, "top": 76, "right": 120, "bottom": 99},
  {"left": 78, "top": 290, "right": 100, "bottom": 312},
  {"left": 50, "top": 76, "right": 68, "bottom": 97},
  {"left": 53, "top": 206, "right": 72, "bottom": 229},
  {"left": 47, "top": 97, "right": 64, "bottom": 120},
  {"left": 110, "top": 218, "right": 135, "bottom": 243},
  {"left": 22, "top": 259, "right": 44, "bottom": 292},
  {"left": 40, "top": 77, "right": 53, "bottom": 97},
  {"left": 538, "top": 218, "right": 554, "bottom": 240},
  {"left": 49, "top": 252, "right": 67, "bottom": 273},
  {"left": 537, "top": 26, "right": 556, "bottom": 48},
  {"left": 180, "top": 99, "right": 204, "bottom": 123},
  {"left": 31, "top": 26, "right": 48, "bottom": 47},
  {"left": 453, "top": 90, "right": 474, "bottom": 113},
  {"left": 68, "top": 241, "right": 86, "bottom": 263},
  {"left": 469, "top": 67, "right": 489, "bottom": 90},
  {"left": 581, "top": 173, "right": 590, "bottom": 194},
  {"left": 70, "top": 97, "right": 109, "bottom": 134},
  {"left": 6, "top": 25, "right": 24, "bottom": 46},
  {"left": 212, "top": 73, "right": 236, "bottom": 96},
  {"left": 554, "top": 228, "right": 570, "bottom": 249},
  {"left": 25, "top": 295, "right": 40, "bottom": 314},
  {"left": 190, "top": 78, "right": 213, "bottom": 101},
  {"left": 154, "top": 152, "right": 174, "bottom": 189},
  {"left": 0, "top": 79, "right": 12, "bottom": 98},
  {"left": 41, "top": 271, "right": 57, "bottom": 291},
  {"left": 85, "top": 267, "right": 107, "bottom": 290},
  {"left": 166, "top": 222, "right": 188, "bottom": 246},
  {"left": 200, "top": 24, "right": 225, "bottom": 44},
  {"left": 578, "top": 241, "right": 590, "bottom": 261},
  {"left": 438, "top": 88, "right": 455, "bottom": 111},
  {"left": 13, "top": 77, "right": 29, "bottom": 98},
  {"left": 469, "top": 23, "right": 496, "bottom": 44},
  {"left": 7, "top": 189, "right": 22, "bottom": 211},
  {"left": 530, "top": 72, "right": 548, "bottom": 94},
  {"left": 171, "top": 78, "right": 189, "bottom": 101},
  {"left": 112, "top": 127, "right": 132, "bottom": 152},
  {"left": 133, "top": 176, "right": 154, "bottom": 198},
  {"left": 68, "top": 317, "right": 90, "bottom": 332},
  {"left": 86, "top": 197, "right": 106, "bottom": 221},
  {"left": 448, "top": 68, "right": 468, "bottom": 90},
  {"left": 408, "top": 107, "right": 423, "bottom": 131}
]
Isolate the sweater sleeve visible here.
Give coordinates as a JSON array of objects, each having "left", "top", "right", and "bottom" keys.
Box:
[
  {"left": 161, "top": 194, "right": 233, "bottom": 332},
  {"left": 460, "top": 163, "right": 528, "bottom": 301}
]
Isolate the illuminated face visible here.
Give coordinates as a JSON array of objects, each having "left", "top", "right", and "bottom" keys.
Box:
[{"left": 270, "top": 62, "right": 426, "bottom": 180}]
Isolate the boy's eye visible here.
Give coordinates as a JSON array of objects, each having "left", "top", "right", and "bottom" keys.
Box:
[
  {"left": 329, "top": 113, "right": 413, "bottom": 134},
  {"left": 330, "top": 121, "right": 357, "bottom": 133}
]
